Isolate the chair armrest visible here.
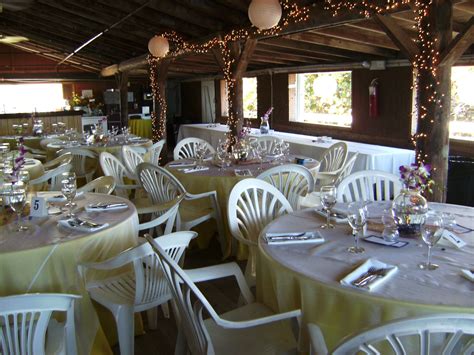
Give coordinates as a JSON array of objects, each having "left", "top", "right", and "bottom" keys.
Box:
[
  {"left": 307, "top": 323, "right": 329, "bottom": 355},
  {"left": 139, "top": 203, "right": 180, "bottom": 234},
  {"left": 186, "top": 262, "right": 254, "bottom": 304},
  {"left": 184, "top": 190, "right": 217, "bottom": 201},
  {"left": 215, "top": 308, "right": 302, "bottom": 330}
]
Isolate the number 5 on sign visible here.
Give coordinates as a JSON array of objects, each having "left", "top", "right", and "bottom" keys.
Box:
[{"left": 30, "top": 197, "right": 48, "bottom": 217}]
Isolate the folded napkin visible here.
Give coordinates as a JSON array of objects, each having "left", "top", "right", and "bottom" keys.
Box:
[
  {"left": 44, "top": 191, "right": 84, "bottom": 203},
  {"left": 314, "top": 208, "right": 347, "bottom": 223},
  {"left": 234, "top": 169, "right": 252, "bottom": 177},
  {"left": 461, "top": 269, "right": 474, "bottom": 282},
  {"left": 58, "top": 218, "right": 109, "bottom": 232},
  {"left": 85, "top": 202, "right": 128, "bottom": 212},
  {"left": 264, "top": 231, "right": 325, "bottom": 245},
  {"left": 168, "top": 161, "right": 196, "bottom": 168},
  {"left": 182, "top": 166, "right": 209, "bottom": 174},
  {"left": 340, "top": 258, "right": 398, "bottom": 292}
]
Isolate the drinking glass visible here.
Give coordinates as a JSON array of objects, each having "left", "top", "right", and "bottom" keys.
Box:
[
  {"left": 381, "top": 208, "right": 399, "bottom": 242},
  {"left": 281, "top": 142, "right": 290, "bottom": 163},
  {"left": 195, "top": 142, "right": 207, "bottom": 168},
  {"left": 216, "top": 141, "right": 229, "bottom": 172},
  {"left": 419, "top": 213, "right": 442, "bottom": 270},
  {"left": 255, "top": 145, "right": 266, "bottom": 170},
  {"left": 61, "top": 172, "right": 77, "bottom": 217},
  {"left": 346, "top": 201, "right": 368, "bottom": 253},
  {"left": 2, "top": 182, "right": 28, "bottom": 231},
  {"left": 320, "top": 185, "right": 337, "bottom": 229}
]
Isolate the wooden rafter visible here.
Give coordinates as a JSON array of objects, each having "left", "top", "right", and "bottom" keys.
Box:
[{"left": 439, "top": 16, "right": 474, "bottom": 66}]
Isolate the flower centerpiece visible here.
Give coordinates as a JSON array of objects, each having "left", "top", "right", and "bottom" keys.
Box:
[
  {"left": 392, "top": 162, "right": 434, "bottom": 238},
  {"left": 11, "top": 137, "right": 26, "bottom": 182},
  {"left": 232, "top": 120, "right": 252, "bottom": 163}
]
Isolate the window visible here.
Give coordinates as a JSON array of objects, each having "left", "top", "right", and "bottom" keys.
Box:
[
  {"left": 220, "top": 77, "right": 258, "bottom": 119},
  {"left": 289, "top": 71, "right": 352, "bottom": 127},
  {"left": 450, "top": 66, "right": 474, "bottom": 141},
  {"left": 0, "top": 83, "right": 65, "bottom": 113}
]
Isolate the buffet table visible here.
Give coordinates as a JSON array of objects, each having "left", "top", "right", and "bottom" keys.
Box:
[
  {"left": 177, "top": 124, "right": 415, "bottom": 175},
  {"left": 0, "top": 193, "right": 139, "bottom": 355},
  {"left": 257, "top": 203, "right": 474, "bottom": 351}
]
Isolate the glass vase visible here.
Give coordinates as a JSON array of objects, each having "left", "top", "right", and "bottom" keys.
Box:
[
  {"left": 260, "top": 117, "right": 270, "bottom": 134},
  {"left": 392, "top": 186, "right": 428, "bottom": 238}
]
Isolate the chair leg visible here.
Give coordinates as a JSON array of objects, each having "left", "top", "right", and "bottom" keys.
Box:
[
  {"left": 146, "top": 307, "right": 158, "bottom": 329},
  {"left": 114, "top": 306, "right": 135, "bottom": 355},
  {"left": 161, "top": 302, "right": 170, "bottom": 318},
  {"left": 174, "top": 329, "right": 188, "bottom": 355}
]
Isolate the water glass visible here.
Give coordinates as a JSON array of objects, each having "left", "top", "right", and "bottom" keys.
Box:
[
  {"left": 195, "top": 142, "right": 207, "bottom": 168},
  {"left": 347, "top": 201, "right": 368, "bottom": 253},
  {"left": 419, "top": 213, "right": 442, "bottom": 270},
  {"left": 320, "top": 185, "right": 337, "bottom": 229},
  {"left": 1, "top": 182, "right": 28, "bottom": 231},
  {"left": 381, "top": 208, "right": 399, "bottom": 242}
]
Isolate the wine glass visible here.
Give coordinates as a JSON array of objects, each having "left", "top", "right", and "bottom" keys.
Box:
[
  {"left": 61, "top": 172, "right": 77, "bottom": 217},
  {"left": 2, "top": 182, "right": 28, "bottom": 231},
  {"left": 281, "top": 142, "right": 290, "bottom": 163},
  {"left": 346, "top": 202, "right": 368, "bottom": 253},
  {"left": 255, "top": 145, "right": 266, "bottom": 170},
  {"left": 216, "top": 141, "right": 229, "bottom": 172},
  {"left": 418, "top": 213, "right": 442, "bottom": 270},
  {"left": 195, "top": 142, "right": 207, "bottom": 168},
  {"left": 320, "top": 185, "right": 337, "bottom": 229}
]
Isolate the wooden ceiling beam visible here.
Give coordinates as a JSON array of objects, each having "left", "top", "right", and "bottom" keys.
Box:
[
  {"left": 313, "top": 26, "right": 400, "bottom": 50},
  {"left": 254, "top": 49, "right": 319, "bottom": 63},
  {"left": 291, "top": 31, "right": 398, "bottom": 57},
  {"left": 439, "top": 16, "right": 474, "bottom": 66},
  {"left": 235, "top": 38, "right": 258, "bottom": 78},
  {"left": 374, "top": 14, "right": 420, "bottom": 63},
  {"left": 258, "top": 43, "right": 343, "bottom": 61},
  {"left": 263, "top": 37, "right": 353, "bottom": 59},
  {"left": 172, "top": 0, "right": 245, "bottom": 26},
  {"left": 212, "top": 0, "right": 248, "bottom": 13}
]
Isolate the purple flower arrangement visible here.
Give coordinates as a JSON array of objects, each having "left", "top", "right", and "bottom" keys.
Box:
[
  {"left": 262, "top": 107, "right": 274, "bottom": 122},
  {"left": 399, "top": 162, "right": 434, "bottom": 194}
]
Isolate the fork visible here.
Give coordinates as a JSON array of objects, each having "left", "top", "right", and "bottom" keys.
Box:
[
  {"left": 352, "top": 267, "right": 377, "bottom": 286},
  {"left": 354, "top": 268, "right": 389, "bottom": 287}
]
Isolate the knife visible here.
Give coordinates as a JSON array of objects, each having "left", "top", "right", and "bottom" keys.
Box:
[{"left": 90, "top": 203, "right": 126, "bottom": 209}]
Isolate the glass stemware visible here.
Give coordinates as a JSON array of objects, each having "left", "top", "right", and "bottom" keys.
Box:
[
  {"left": 419, "top": 213, "right": 442, "bottom": 270},
  {"left": 347, "top": 201, "right": 368, "bottom": 253},
  {"left": 381, "top": 208, "right": 399, "bottom": 242},
  {"left": 61, "top": 172, "right": 77, "bottom": 217},
  {"left": 216, "top": 141, "right": 229, "bottom": 172},
  {"left": 320, "top": 185, "right": 337, "bottom": 229},
  {"left": 255, "top": 145, "right": 266, "bottom": 170},
  {"left": 2, "top": 182, "right": 28, "bottom": 231},
  {"left": 195, "top": 142, "right": 207, "bottom": 168}
]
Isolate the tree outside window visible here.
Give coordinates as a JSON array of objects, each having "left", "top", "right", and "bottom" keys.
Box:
[
  {"left": 220, "top": 77, "right": 257, "bottom": 119},
  {"left": 450, "top": 66, "right": 474, "bottom": 141}
]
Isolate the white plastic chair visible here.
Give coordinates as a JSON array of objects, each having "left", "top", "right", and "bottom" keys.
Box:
[
  {"left": 137, "top": 163, "right": 226, "bottom": 252},
  {"left": 29, "top": 163, "right": 72, "bottom": 191},
  {"left": 58, "top": 148, "right": 97, "bottom": 183},
  {"left": 227, "top": 178, "right": 293, "bottom": 285},
  {"left": 99, "top": 152, "right": 139, "bottom": 198},
  {"left": 257, "top": 164, "right": 314, "bottom": 210},
  {"left": 308, "top": 313, "right": 474, "bottom": 355},
  {"left": 122, "top": 145, "right": 145, "bottom": 180},
  {"left": 173, "top": 137, "right": 215, "bottom": 160},
  {"left": 314, "top": 142, "right": 349, "bottom": 189},
  {"left": 255, "top": 136, "right": 283, "bottom": 155},
  {"left": 146, "top": 234, "right": 302, "bottom": 355},
  {"left": 149, "top": 139, "right": 166, "bottom": 166},
  {"left": 43, "top": 152, "right": 73, "bottom": 170},
  {"left": 79, "top": 231, "right": 196, "bottom": 355},
  {"left": 0, "top": 293, "right": 80, "bottom": 355},
  {"left": 337, "top": 170, "right": 402, "bottom": 203},
  {"left": 23, "top": 144, "right": 47, "bottom": 161},
  {"left": 77, "top": 176, "right": 115, "bottom": 195}
]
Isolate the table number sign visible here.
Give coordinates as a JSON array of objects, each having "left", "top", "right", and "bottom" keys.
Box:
[{"left": 30, "top": 197, "right": 48, "bottom": 217}]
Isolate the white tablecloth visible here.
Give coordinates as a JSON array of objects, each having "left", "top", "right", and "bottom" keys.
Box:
[
  {"left": 177, "top": 124, "right": 415, "bottom": 175},
  {"left": 257, "top": 202, "right": 474, "bottom": 350}
]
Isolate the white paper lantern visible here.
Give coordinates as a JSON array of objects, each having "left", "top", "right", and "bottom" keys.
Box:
[
  {"left": 248, "top": 0, "right": 282, "bottom": 30},
  {"left": 148, "top": 36, "right": 169, "bottom": 58}
]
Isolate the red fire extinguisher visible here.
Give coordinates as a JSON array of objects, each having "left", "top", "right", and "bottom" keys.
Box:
[{"left": 369, "top": 78, "right": 379, "bottom": 118}]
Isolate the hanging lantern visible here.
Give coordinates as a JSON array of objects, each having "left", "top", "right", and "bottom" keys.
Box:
[
  {"left": 248, "top": 0, "right": 282, "bottom": 30},
  {"left": 148, "top": 35, "right": 169, "bottom": 58}
]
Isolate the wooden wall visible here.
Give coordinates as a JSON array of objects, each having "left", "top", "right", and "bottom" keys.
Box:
[{"left": 180, "top": 81, "right": 202, "bottom": 123}]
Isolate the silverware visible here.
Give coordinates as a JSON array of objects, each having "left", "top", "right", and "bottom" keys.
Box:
[
  {"left": 352, "top": 268, "right": 389, "bottom": 287},
  {"left": 266, "top": 233, "right": 309, "bottom": 241},
  {"left": 71, "top": 217, "right": 100, "bottom": 228},
  {"left": 90, "top": 203, "right": 126, "bottom": 209}
]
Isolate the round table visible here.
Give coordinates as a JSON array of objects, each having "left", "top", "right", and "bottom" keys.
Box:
[
  {"left": 0, "top": 193, "right": 139, "bottom": 355},
  {"left": 257, "top": 202, "right": 474, "bottom": 352},
  {"left": 129, "top": 119, "right": 152, "bottom": 139},
  {"left": 167, "top": 156, "right": 320, "bottom": 259},
  {"left": 0, "top": 135, "right": 62, "bottom": 150}
]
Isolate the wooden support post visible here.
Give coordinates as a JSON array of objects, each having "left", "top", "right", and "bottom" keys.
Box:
[
  {"left": 214, "top": 38, "right": 257, "bottom": 144},
  {"left": 415, "top": 0, "right": 453, "bottom": 202}
]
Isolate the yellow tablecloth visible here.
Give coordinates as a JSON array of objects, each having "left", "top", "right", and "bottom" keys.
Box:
[
  {"left": 257, "top": 204, "right": 474, "bottom": 352},
  {"left": 0, "top": 193, "right": 139, "bottom": 355},
  {"left": 129, "top": 119, "right": 152, "bottom": 139}
]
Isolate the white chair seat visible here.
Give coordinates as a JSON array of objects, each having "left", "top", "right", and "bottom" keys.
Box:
[{"left": 205, "top": 302, "right": 298, "bottom": 355}]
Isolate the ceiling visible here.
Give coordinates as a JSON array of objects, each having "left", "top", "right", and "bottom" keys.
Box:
[{"left": 0, "top": 0, "right": 472, "bottom": 79}]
